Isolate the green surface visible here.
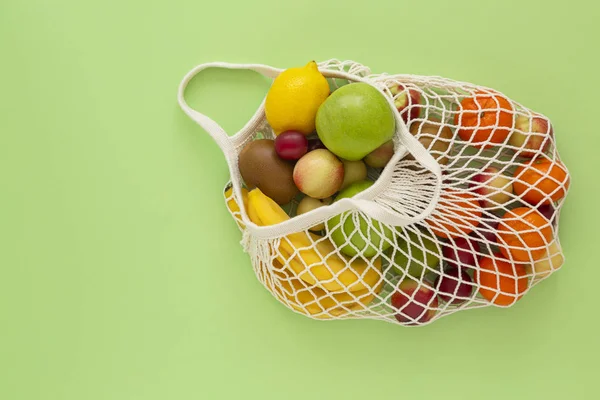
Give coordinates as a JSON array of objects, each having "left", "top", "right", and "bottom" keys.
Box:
[{"left": 1, "top": 0, "right": 598, "bottom": 399}]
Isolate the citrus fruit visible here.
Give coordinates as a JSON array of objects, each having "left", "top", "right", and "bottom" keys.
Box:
[
  {"left": 265, "top": 61, "right": 330, "bottom": 135},
  {"left": 454, "top": 92, "right": 514, "bottom": 148},
  {"left": 513, "top": 158, "right": 570, "bottom": 205},
  {"left": 426, "top": 189, "right": 482, "bottom": 238},
  {"left": 475, "top": 255, "right": 528, "bottom": 306},
  {"left": 497, "top": 207, "right": 552, "bottom": 262}
]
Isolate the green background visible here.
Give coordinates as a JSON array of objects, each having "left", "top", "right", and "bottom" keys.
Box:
[{"left": 1, "top": 0, "right": 598, "bottom": 399}]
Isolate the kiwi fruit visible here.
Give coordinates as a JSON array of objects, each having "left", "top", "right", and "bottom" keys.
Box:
[{"left": 238, "top": 139, "right": 299, "bottom": 205}]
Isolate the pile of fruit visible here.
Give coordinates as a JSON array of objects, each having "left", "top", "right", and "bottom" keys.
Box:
[{"left": 224, "top": 61, "right": 570, "bottom": 325}]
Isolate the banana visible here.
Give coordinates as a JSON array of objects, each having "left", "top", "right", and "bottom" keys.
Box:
[
  {"left": 224, "top": 186, "right": 249, "bottom": 229},
  {"left": 247, "top": 188, "right": 383, "bottom": 293},
  {"left": 266, "top": 259, "right": 382, "bottom": 319}
]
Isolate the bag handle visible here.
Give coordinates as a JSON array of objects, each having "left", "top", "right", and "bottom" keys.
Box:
[
  {"left": 177, "top": 62, "right": 283, "bottom": 156},
  {"left": 177, "top": 61, "right": 442, "bottom": 238}
]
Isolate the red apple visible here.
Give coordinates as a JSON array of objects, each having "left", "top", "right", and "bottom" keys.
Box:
[
  {"left": 471, "top": 218, "right": 499, "bottom": 244},
  {"left": 442, "top": 236, "right": 479, "bottom": 269},
  {"left": 469, "top": 167, "right": 514, "bottom": 208},
  {"left": 434, "top": 267, "right": 475, "bottom": 305},
  {"left": 509, "top": 114, "right": 553, "bottom": 158},
  {"left": 391, "top": 280, "right": 438, "bottom": 325},
  {"left": 389, "top": 84, "right": 421, "bottom": 123}
]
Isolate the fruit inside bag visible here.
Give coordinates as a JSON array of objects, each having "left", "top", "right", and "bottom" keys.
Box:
[{"left": 179, "top": 59, "right": 570, "bottom": 326}]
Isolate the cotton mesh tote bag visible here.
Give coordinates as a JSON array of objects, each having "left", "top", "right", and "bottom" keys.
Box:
[{"left": 177, "top": 59, "right": 570, "bottom": 326}]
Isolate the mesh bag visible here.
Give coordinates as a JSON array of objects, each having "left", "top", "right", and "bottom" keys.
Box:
[{"left": 178, "top": 60, "right": 570, "bottom": 326}]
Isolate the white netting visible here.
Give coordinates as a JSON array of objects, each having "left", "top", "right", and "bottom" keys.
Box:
[{"left": 181, "top": 60, "right": 570, "bottom": 326}]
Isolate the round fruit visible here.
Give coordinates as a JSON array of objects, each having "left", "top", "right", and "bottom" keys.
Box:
[
  {"left": 265, "top": 61, "right": 330, "bottom": 135},
  {"left": 471, "top": 218, "right": 499, "bottom": 244},
  {"left": 391, "top": 280, "right": 438, "bottom": 325},
  {"left": 442, "top": 236, "right": 478, "bottom": 269},
  {"left": 497, "top": 207, "right": 552, "bottom": 262},
  {"left": 307, "top": 138, "right": 326, "bottom": 152},
  {"left": 390, "top": 84, "right": 422, "bottom": 123},
  {"left": 426, "top": 189, "right": 482, "bottom": 239},
  {"left": 393, "top": 230, "right": 441, "bottom": 278},
  {"left": 340, "top": 159, "right": 367, "bottom": 189},
  {"left": 454, "top": 92, "right": 514, "bottom": 148},
  {"left": 296, "top": 196, "right": 333, "bottom": 232},
  {"left": 238, "top": 139, "right": 299, "bottom": 205},
  {"left": 327, "top": 181, "right": 395, "bottom": 257},
  {"left": 407, "top": 120, "right": 454, "bottom": 165},
  {"left": 435, "top": 267, "right": 475, "bottom": 305},
  {"left": 274, "top": 131, "right": 308, "bottom": 160},
  {"left": 513, "top": 158, "right": 570, "bottom": 205},
  {"left": 537, "top": 204, "right": 556, "bottom": 222},
  {"left": 316, "top": 82, "right": 395, "bottom": 160},
  {"left": 293, "top": 149, "right": 344, "bottom": 199},
  {"left": 510, "top": 114, "right": 553, "bottom": 158},
  {"left": 527, "top": 241, "right": 564, "bottom": 279},
  {"left": 475, "top": 255, "right": 528, "bottom": 306},
  {"left": 364, "top": 140, "right": 395, "bottom": 168},
  {"left": 469, "top": 167, "right": 514, "bottom": 208}
]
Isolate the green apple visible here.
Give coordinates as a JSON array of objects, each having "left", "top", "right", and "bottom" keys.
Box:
[
  {"left": 393, "top": 230, "right": 441, "bottom": 278},
  {"left": 316, "top": 82, "right": 395, "bottom": 161},
  {"left": 327, "top": 180, "right": 394, "bottom": 258}
]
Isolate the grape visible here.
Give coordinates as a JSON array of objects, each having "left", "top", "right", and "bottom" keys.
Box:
[
  {"left": 307, "top": 138, "right": 326, "bottom": 152},
  {"left": 274, "top": 131, "right": 308, "bottom": 160},
  {"left": 442, "top": 236, "right": 479, "bottom": 269},
  {"left": 435, "top": 267, "right": 475, "bottom": 305}
]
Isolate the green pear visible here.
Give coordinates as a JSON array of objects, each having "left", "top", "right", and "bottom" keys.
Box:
[
  {"left": 393, "top": 230, "right": 441, "bottom": 278},
  {"left": 327, "top": 180, "right": 394, "bottom": 258},
  {"left": 316, "top": 83, "right": 395, "bottom": 161}
]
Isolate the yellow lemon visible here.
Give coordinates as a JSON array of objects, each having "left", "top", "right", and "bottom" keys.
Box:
[{"left": 265, "top": 61, "right": 330, "bottom": 135}]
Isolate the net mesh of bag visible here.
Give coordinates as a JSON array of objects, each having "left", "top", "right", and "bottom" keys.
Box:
[{"left": 178, "top": 59, "right": 570, "bottom": 326}]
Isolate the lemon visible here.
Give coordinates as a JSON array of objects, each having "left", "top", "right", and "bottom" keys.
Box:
[{"left": 265, "top": 61, "right": 330, "bottom": 135}]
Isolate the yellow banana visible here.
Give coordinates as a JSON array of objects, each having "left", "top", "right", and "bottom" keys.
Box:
[
  {"left": 266, "top": 259, "right": 382, "bottom": 319},
  {"left": 225, "top": 186, "right": 249, "bottom": 229},
  {"left": 247, "top": 188, "right": 383, "bottom": 293}
]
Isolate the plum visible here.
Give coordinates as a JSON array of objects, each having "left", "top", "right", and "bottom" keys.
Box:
[{"left": 274, "top": 131, "right": 308, "bottom": 160}]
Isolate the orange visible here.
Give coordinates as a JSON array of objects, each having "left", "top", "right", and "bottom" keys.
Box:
[
  {"left": 454, "top": 92, "right": 514, "bottom": 148},
  {"left": 497, "top": 207, "right": 552, "bottom": 262},
  {"left": 475, "top": 255, "right": 528, "bottom": 306},
  {"left": 426, "top": 189, "right": 482, "bottom": 238},
  {"left": 513, "top": 158, "right": 570, "bottom": 205}
]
